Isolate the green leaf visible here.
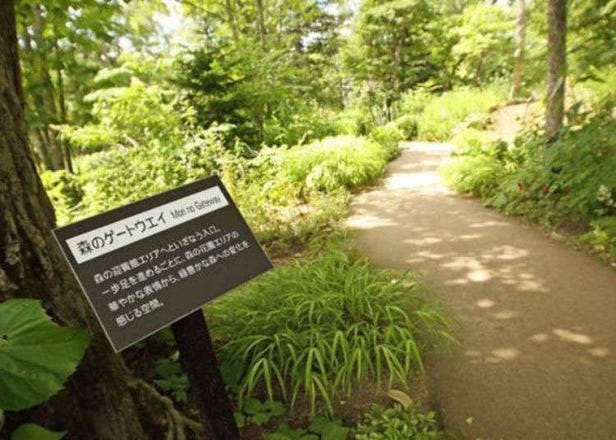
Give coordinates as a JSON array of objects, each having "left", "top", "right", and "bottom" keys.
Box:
[
  {"left": 0, "top": 299, "right": 89, "bottom": 411},
  {"left": 264, "top": 400, "right": 287, "bottom": 416},
  {"left": 234, "top": 412, "right": 247, "bottom": 427},
  {"left": 252, "top": 411, "right": 272, "bottom": 426},
  {"left": 320, "top": 422, "right": 350, "bottom": 440},
  {"left": 242, "top": 398, "right": 265, "bottom": 415},
  {"left": 264, "top": 434, "right": 292, "bottom": 440},
  {"left": 11, "top": 423, "right": 66, "bottom": 440}
]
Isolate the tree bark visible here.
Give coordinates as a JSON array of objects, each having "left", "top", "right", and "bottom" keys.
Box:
[
  {"left": 0, "top": 3, "right": 201, "bottom": 439},
  {"left": 545, "top": 0, "right": 567, "bottom": 140},
  {"left": 510, "top": 0, "right": 526, "bottom": 99}
]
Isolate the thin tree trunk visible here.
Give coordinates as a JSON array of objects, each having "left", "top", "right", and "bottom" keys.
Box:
[
  {"left": 255, "top": 0, "right": 267, "bottom": 49},
  {"left": 53, "top": 38, "right": 73, "bottom": 173},
  {"left": 0, "top": 4, "right": 201, "bottom": 439},
  {"left": 28, "top": 5, "right": 65, "bottom": 170},
  {"left": 546, "top": 0, "right": 567, "bottom": 140},
  {"left": 510, "top": 0, "right": 526, "bottom": 100},
  {"left": 224, "top": 0, "right": 239, "bottom": 42}
]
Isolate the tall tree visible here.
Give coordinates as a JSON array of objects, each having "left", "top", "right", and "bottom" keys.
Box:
[
  {"left": 545, "top": 0, "right": 567, "bottom": 139},
  {"left": 0, "top": 3, "right": 201, "bottom": 439},
  {"left": 510, "top": 0, "right": 526, "bottom": 99},
  {"left": 345, "top": 0, "right": 441, "bottom": 119}
]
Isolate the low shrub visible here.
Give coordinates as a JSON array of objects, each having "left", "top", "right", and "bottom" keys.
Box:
[
  {"left": 207, "top": 250, "right": 450, "bottom": 415},
  {"left": 442, "top": 129, "right": 513, "bottom": 199},
  {"left": 40, "top": 169, "right": 84, "bottom": 225},
  {"left": 369, "top": 124, "right": 404, "bottom": 159},
  {"left": 355, "top": 403, "right": 445, "bottom": 440},
  {"left": 332, "top": 108, "right": 375, "bottom": 136},
  {"left": 581, "top": 216, "right": 616, "bottom": 257},
  {"left": 443, "top": 107, "right": 616, "bottom": 258},
  {"left": 492, "top": 110, "right": 616, "bottom": 225},
  {"left": 442, "top": 154, "right": 507, "bottom": 199},
  {"left": 280, "top": 136, "right": 391, "bottom": 194},
  {"left": 392, "top": 115, "right": 419, "bottom": 140}
]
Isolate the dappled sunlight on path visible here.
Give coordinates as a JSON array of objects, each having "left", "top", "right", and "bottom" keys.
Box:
[{"left": 346, "top": 142, "right": 616, "bottom": 439}]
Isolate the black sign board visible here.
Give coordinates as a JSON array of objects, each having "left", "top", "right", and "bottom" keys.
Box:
[{"left": 53, "top": 176, "right": 272, "bottom": 352}]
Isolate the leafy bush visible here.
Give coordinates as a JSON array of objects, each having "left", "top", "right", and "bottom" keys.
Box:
[
  {"left": 392, "top": 115, "right": 419, "bottom": 141},
  {"left": 266, "top": 417, "right": 350, "bottom": 440},
  {"left": 443, "top": 108, "right": 616, "bottom": 258},
  {"left": 581, "top": 216, "right": 616, "bottom": 257},
  {"left": 442, "top": 129, "right": 512, "bottom": 198},
  {"left": 57, "top": 124, "right": 116, "bottom": 154},
  {"left": 493, "top": 110, "right": 616, "bottom": 225},
  {"left": 369, "top": 125, "right": 404, "bottom": 159},
  {"left": 332, "top": 108, "right": 375, "bottom": 136},
  {"left": 40, "top": 170, "right": 84, "bottom": 225},
  {"left": 280, "top": 136, "right": 392, "bottom": 194},
  {"left": 153, "top": 356, "right": 189, "bottom": 404},
  {"left": 208, "top": 250, "right": 450, "bottom": 415},
  {"left": 443, "top": 154, "right": 507, "bottom": 199},
  {"left": 263, "top": 107, "right": 340, "bottom": 147},
  {"left": 235, "top": 398, "right": 286, "bottom": 428},
  {"left": 84, "top": 79, "right": 184, "bottom": 146},
  {"left": 355, "top": 404, "right": 444, "bottom": 439},
  {"left": 75, "top": 125, "right": 234, "bottom": 219}
]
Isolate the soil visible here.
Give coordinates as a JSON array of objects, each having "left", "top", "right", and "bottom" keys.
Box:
[{"left": 346, "top": 142, "right": 616, "bottom": 439}]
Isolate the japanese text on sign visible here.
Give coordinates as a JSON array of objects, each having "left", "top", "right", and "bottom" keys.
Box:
[{"left": 66, "top": 186, "right": 228, "bottom": 263}]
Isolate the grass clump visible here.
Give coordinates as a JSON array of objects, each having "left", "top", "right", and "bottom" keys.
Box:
[
  {"left": 280, "top": 135, "right": 395, "bottom": 194},
  {"left": 442, "top": 129, "right": 512, "bottom": 199},
  {"left": 207, "top": 249, "right": 450, "bottom": 416}
]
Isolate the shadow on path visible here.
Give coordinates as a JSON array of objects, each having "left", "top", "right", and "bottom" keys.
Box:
[{"left": 346, "top": 142, "right": 616, "bottom": 439}]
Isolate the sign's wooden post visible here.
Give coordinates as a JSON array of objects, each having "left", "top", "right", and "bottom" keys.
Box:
[{"left": 172, "top": 311, "right": 240, "bottom": 440}]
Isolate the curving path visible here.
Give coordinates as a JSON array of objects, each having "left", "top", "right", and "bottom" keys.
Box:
[{"left": 346, "top": 142, "right": 616, "bottom": 440}]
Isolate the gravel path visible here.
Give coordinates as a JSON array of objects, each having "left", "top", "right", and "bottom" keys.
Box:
[{"left": 346, "top": 142, "right": 616, "bottom": 439}]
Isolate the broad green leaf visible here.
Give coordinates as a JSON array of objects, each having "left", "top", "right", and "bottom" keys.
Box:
[
  {"left": 11, "top": 423, "right": 66, "bottom": 440},
  {"left": 263, "top": 400, "right": 286, "bottom": 416},
  {"left": 264, "top": 434, "right": 292, "bottom": 440},
  {"left": 320, "top": 422, "right": 350, "bottom": 440},
  {"left": 0, "top": 299, "right": 89, "bottom": 411},
  {"left": 234, "top": 412, "right": 247, "bottom": 427},
  {"left": 252, "top": 411, "right": 272, "bottom": 426},
  {"left": 242, "top": 397, "right": 265, "bottom": 415}
]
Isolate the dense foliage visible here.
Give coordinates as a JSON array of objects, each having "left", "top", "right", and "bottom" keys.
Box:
[
  {"left": 208, "top": 250, "right": 449, "bottom": 415},
  {"left": 443, "top": 99, "right": 616, "bottom": 258}
]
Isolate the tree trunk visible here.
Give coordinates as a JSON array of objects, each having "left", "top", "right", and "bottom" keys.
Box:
[
  {"left": 510, "top": 0, "right": 526, "bottom": 100},
  {"left": 0, "top": 4, "right": 201, "bottom": 439},
  {"left": 30, "top": 4, "right": 65, "bottom": 170},
  {"left": 224, "top": 0, "right": 239, "bottom": 42},
  {"left": 545, "top": 0, "right": 567, "bottom": 140},
  {"left": 255, "top": 0, "right": 267, "bottom": 49}
]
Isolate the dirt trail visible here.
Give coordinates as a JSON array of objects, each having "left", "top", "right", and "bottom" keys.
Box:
[
  {"left": 490, "top": 103, "right": 534, "bottom": 144},
  {"left": 346, "top": 142, "right": 616, "bottom": 439}
]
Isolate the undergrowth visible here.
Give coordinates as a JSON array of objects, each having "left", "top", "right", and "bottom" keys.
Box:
[
  {"left": 206, "top": 249, "right": 451, "bottom": 416},
  {"left": 398, "top": 85, "right": 507, "bottom": 141},
  {"left": 442, "top": 105, "right": 616, "bottom": 258}
]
